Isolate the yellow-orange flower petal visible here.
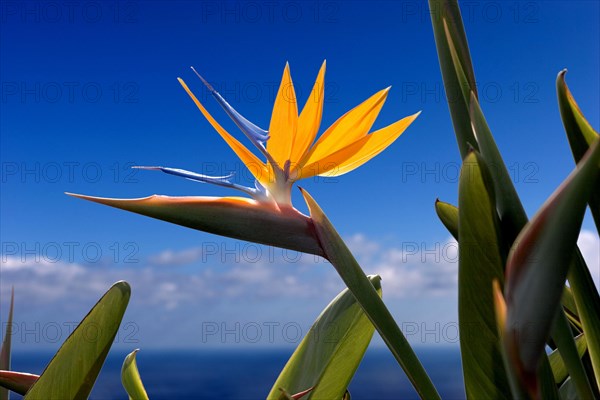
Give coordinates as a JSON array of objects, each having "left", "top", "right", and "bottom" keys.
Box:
[
  {"left": 290, "top": 61, "right": 326, "bottom": 169},
  {"left": 267, "top": 63, "right": 299, "bottom": 170},
  {"left": 297, "top": 112, "right": 420, "bottom": 179},
  {"left": 299, "top": 87, "right": 390, "bottom": 168},
  {"left": 178, "top": 78, "right": 269, "bottom": 185}
]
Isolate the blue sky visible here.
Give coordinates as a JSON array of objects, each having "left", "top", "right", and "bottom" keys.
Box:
[{"left": 1, "top": 1, "right": 599, "bottom": 351}]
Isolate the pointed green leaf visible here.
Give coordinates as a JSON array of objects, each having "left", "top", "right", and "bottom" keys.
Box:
[
  {"left": 457, "top": 151, "right": 511, "bottom": 399},
  {"left": 569, "top": 248, "right": 600, "bottom": 391},
  {"left": 435, "top": 0, "right": 529, "bottom": 246},
  {"left": 434, "top": 200, "right": 458, "bottom": 240},
  {"left": 468, "top": 91, "right": 578, "bottom": 399},
  {"left": 68, "top": 194, "right": 324, "bottom": 257},
  {"left": 504, "top": 141, "right": 600, "bottom": 395},
  {"left": 550, "top": 334, "right": 587, "bottom": 384},
  {"left": 300, "top": 188, "right": 441, "bottom": 400},
  {"left": 0, "top": 287, "right": 14, "bottom": 400},
  {"left": 429, "top": 1, "right": 594, "bottom": 396},
  {"left": 559, "top": 378, "right": 578, "bottom": 400},
  {"left": 24, "top": 281, "right": 131, "bottom": 400},
  {"left": 268, "top": 275, "right": 381, "bottom": 400},
  {"left": 121, "top": 349, "right": 148, "bottom": 400},
  {"left": 561, "top": 287, "right": 581, "bottom": 331},
  {"left": 550, "top": 314, "right": 594, "bottom": 398},
  {"left": 428, "top": 0, "right": 479, "bottom": 159},
  {"left": 557, "top": 70, "right": 600, "bottom": 233},
  {"left": 0, "top": 371, "right": 38, "bottom": 395}
]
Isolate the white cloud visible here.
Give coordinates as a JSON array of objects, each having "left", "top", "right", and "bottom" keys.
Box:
[
  {"left": 147, "top": 248, "right": 203, "bottom": 266},
  {"left": 351, "top": 236, "right": 459, "bottom": 298}
]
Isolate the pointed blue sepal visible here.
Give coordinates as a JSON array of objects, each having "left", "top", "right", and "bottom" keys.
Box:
[
  {"left": 134, "top": 166, "right": 268, "bottom": 201},
  {"left": 191, "top": 67, "right": 270, "bottom": 145}
]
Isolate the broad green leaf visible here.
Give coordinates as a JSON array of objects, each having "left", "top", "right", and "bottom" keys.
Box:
[
  {"left": 550, "top": 334, "right": 587, "bottom": 384},
  {"left": 121, "top": 349, "right": 149, "bottom": 400},
  {"left": 68, "top": 194, "right": 323, "bottom": 257},
  {"left": 428, "top": 0, "right": 479, "bottom": 159},
  {"left": 504, "top": 141, "right": 600, "bottom": 396},
  {"left": 300, "top": 188, "right": 441, "bottom": 400},
  {"left": 457, "top": 151, "right": 511, "bottom": 399},
  {"left": 25, "top": 281, "right": 131, "bottom": 400},
  {"left": 434, "top": 200, "right": 458, "bottom": 240},
  {"left": 268, "top": 275, "right": 381, "bottom": 400},
  {"left": 0, "top": 371, "right": 38, "bottom": 395},
  {"left": 0, "top": 288, "right": 14, "bottom": 400},
  {"left": 557, "top": 70, "right": 600, "bottom": 232}
]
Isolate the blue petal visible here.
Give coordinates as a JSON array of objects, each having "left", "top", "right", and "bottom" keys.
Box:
[
  {"left": 134, "top": 166, "right": 267, "bottom": 201},
  {"left": 191, "top": 67, "right": 270, "bottom": 144}
]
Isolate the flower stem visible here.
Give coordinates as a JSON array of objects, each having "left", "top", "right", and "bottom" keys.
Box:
[{"left": 301, "top": 188, "right": 441, "bottom": 400}]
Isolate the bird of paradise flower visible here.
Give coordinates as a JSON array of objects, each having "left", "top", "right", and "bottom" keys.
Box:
[{"left": 69, "top": 61, "right": 420, "bottom": 255}]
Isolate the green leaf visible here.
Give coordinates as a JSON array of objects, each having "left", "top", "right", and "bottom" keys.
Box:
[
  {"left": 569, "top": 248, "right": 600, "bottom": 392},
  {"left": 557, "top": 70, "right": 600, "bottom": 233},
  {"left": 0, "top": 288, "right": 14, "bottom": 400},
  {"left": 550, "top": 334, "right": 587, "bottom": 384},
  {"left": 445, "top": 27, "right": 595, "bottom": 396},
  {"left": 24, "top": 281, "right": 131, "bottom": 400},
  {"left": 457, "top": 151, "right": 511, "bottom": 399},
  {"left": 0, "top": 371, "right": 38, "bottom": 396},
  {"left": 429, "top": 1, "right": 594, "bottom": 396},
  {"left": 559, "top": 378, "right": 578, "bottom": 400},
  {"left": 428, "top": 0, "right": 479, "bottom": 159},
  {"left": 561, "top": 287, "right": 581, "bottom": 331},
  {"left": 446, "top": 29, "right": 574, "bottom": 397},
  {"left": 434, "top": 200, "right": 458, "bottom": 240},
  {"left": 504, "top": 141, "right": 600, "bottom": 396},
  {"left": 268, "top": 275, "right": 381, "bottom": 400},
  {"left": 550, "top": 314, "right": 594, "bottom": 398},
  {"left": 300, "top": 188, "right": 441, "bottom": 400},
  {"left": 121, "top": 349, "right": 149, "bottom": 400}
]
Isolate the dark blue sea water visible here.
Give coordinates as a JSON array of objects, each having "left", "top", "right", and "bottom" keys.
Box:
[{"left": 11, "top": 347, "right": 465, "bottom": 399}]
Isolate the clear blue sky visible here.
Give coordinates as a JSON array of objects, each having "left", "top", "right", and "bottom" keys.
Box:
[{"left": 1, "top": 1, "right": 599, "bottom": 350}]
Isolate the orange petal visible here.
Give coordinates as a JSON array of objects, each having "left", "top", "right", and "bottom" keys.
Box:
[
  {"left": 290, "top": 61, "right": 326, "bottom": 170},
  {"left": 178, "top": 78, "right": 270, "bottom": 185},
  {"left": 68, "top": 193, "right": 324, "bottom": 257},
  {"left": 299, "top": 87, "right": 390, "bottom": 168},
  {"left": 298, "top": 112, "right": 419, "bottom": 179},
  {"left": 267, "top": 63, "right": 299, "bottom": 170}
]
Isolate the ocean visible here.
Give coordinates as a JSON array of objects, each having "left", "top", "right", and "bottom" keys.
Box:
[{"left": 10, "top": 347, "right": 466, "bottom": 399}]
